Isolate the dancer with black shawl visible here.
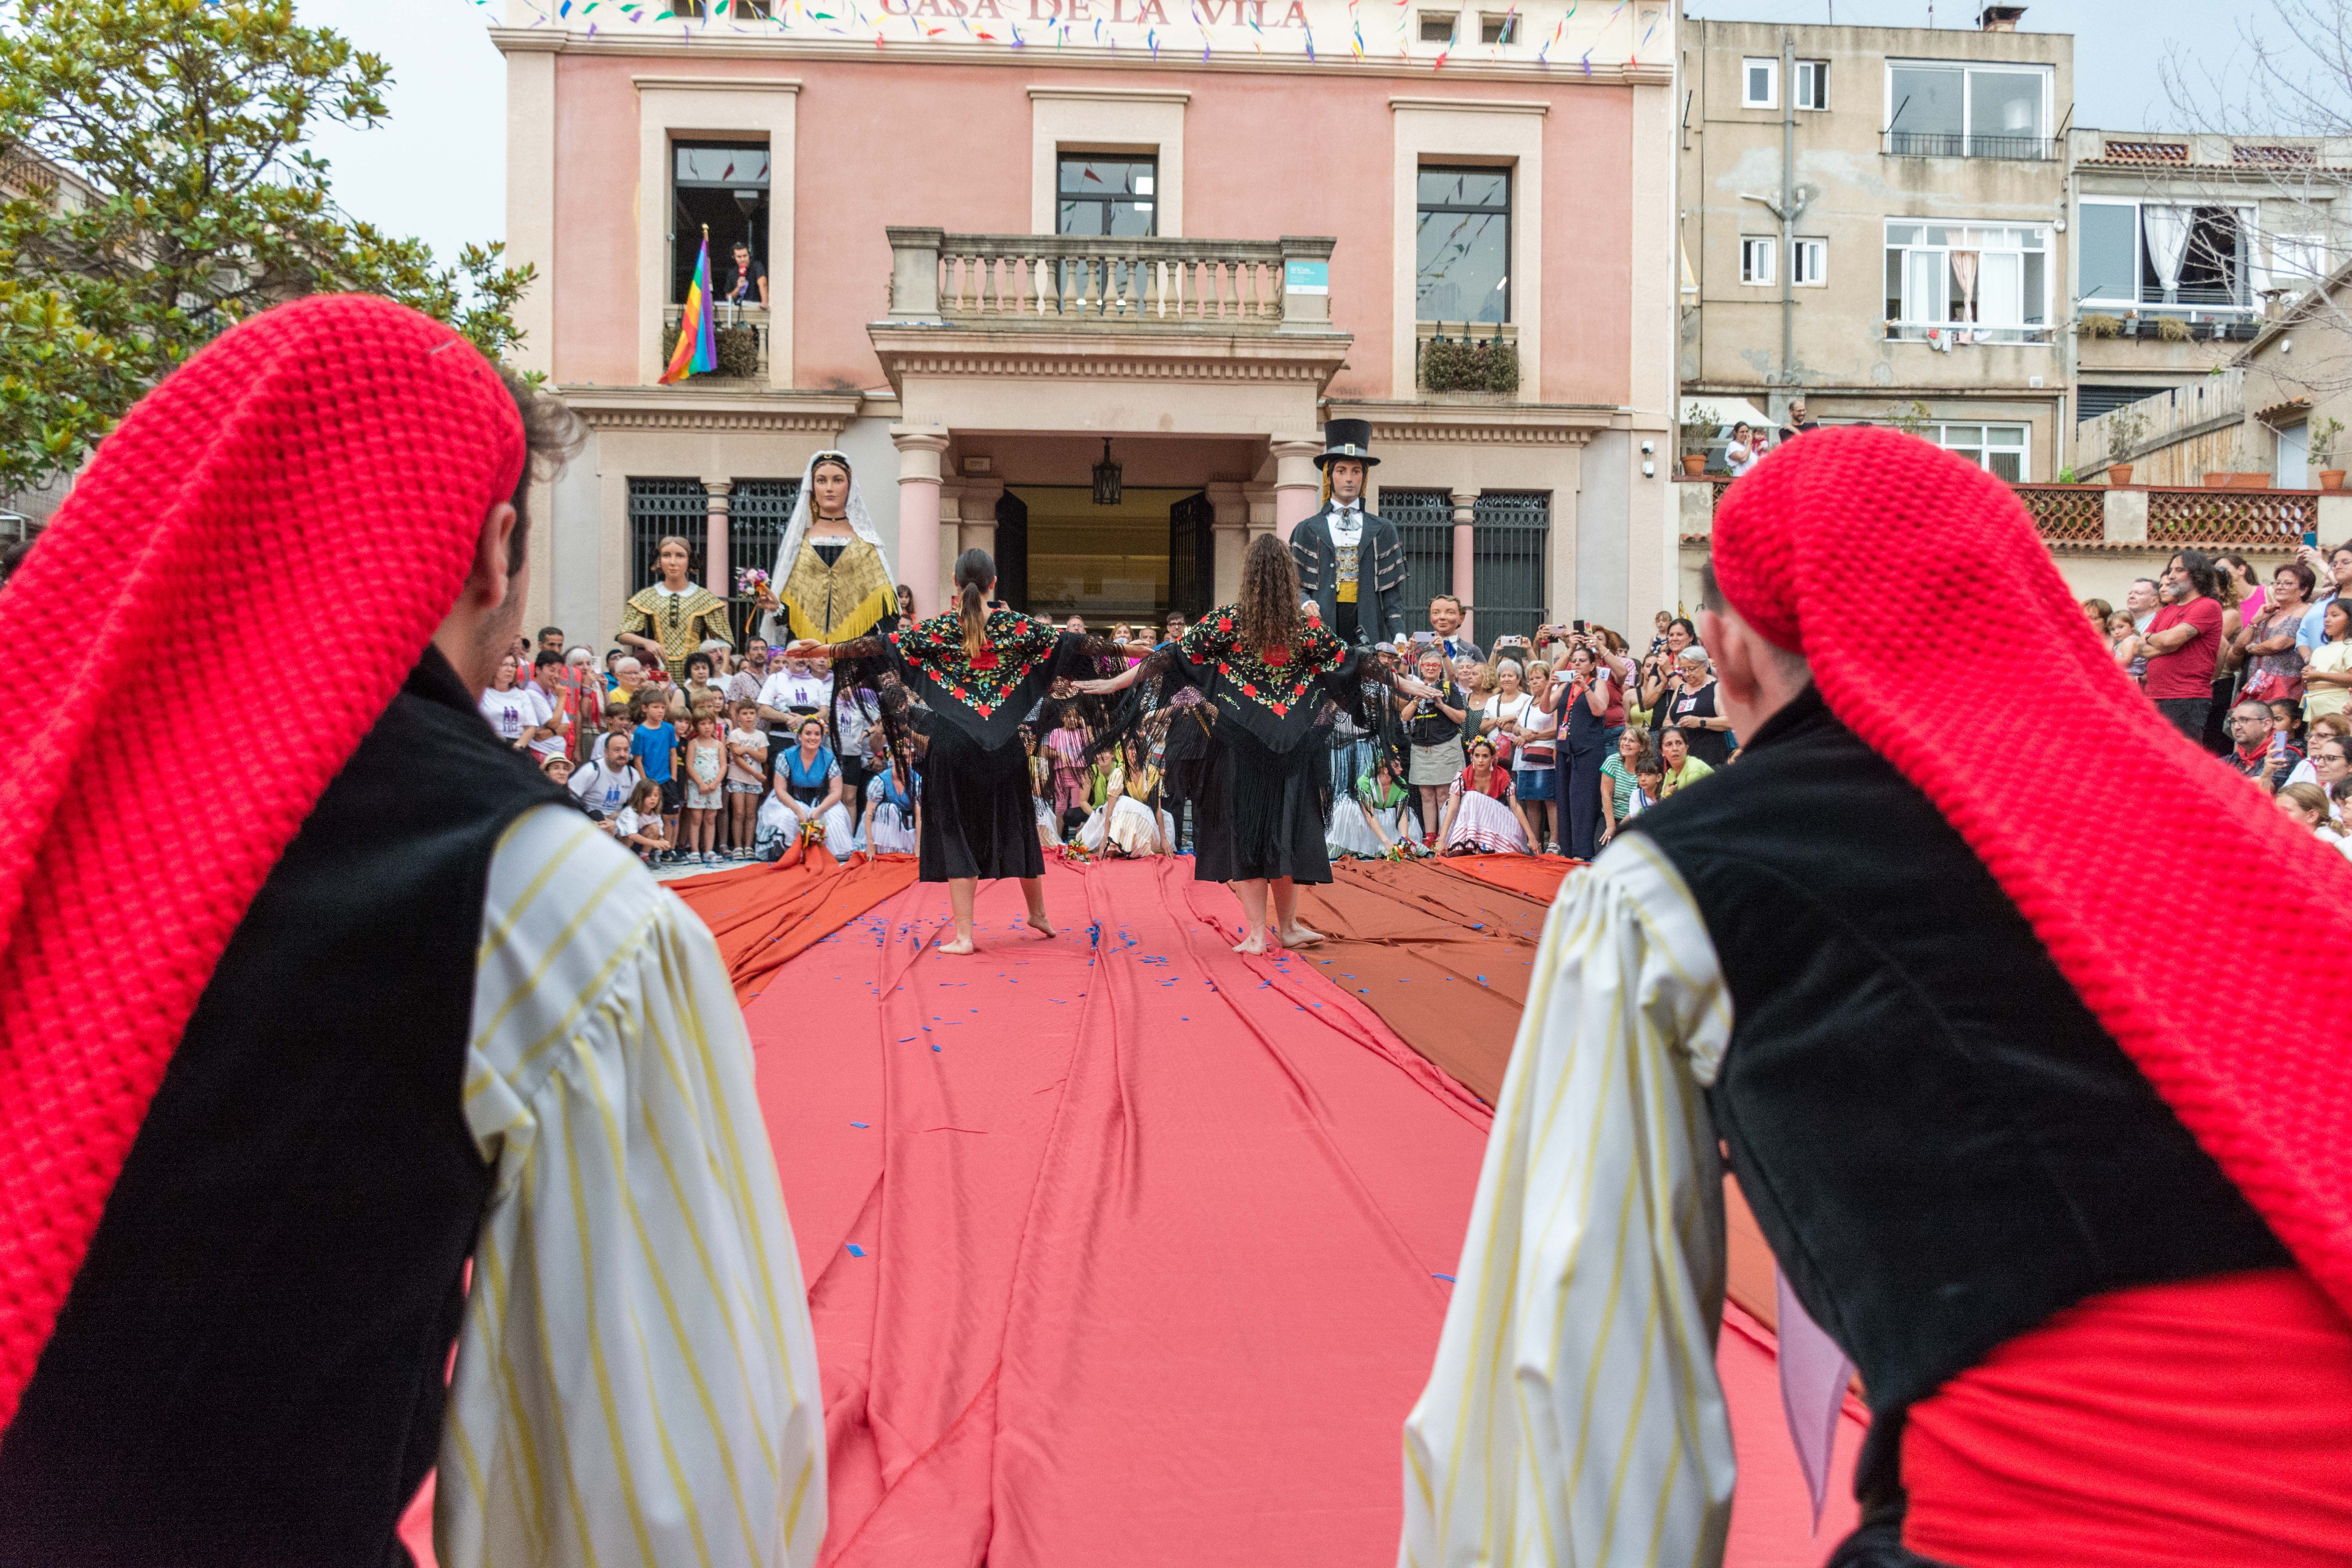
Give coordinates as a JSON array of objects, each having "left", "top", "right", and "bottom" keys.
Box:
[
  {"left": 1076, "top": 534, "right": 1392, "bottom": 955},
  {"left": 784, "top": 548, "right": 1116, "bottom": 954}
]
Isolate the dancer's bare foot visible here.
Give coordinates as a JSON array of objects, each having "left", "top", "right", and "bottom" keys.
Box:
[
  {"left": 1022, "top": 912, "right": 1054, "bottom": 937},
  {"left": 936, "top": 934, "right": 977, "bottom": 955},
  {"left": 1232, "top": 932, "right": 1267, "bottom": 955},
  {"left": 1278, "top": 924, "right": 1325, "bottom": 949}
]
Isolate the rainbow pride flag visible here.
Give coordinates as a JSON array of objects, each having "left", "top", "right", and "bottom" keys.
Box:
[{"left": 660, "top": 232, "right": 718, "bottom": 384}]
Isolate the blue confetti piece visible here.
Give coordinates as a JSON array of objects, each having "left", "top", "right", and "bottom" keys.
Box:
[
  {"left": 1477, "top": 975, "right": 1486, "bottom": 982},
  {"left": 848, "top": 1243, "right": 867, "bottom": 1256},
  {"left": 933, "top": 1044, "right": 942, "bottom": 1051},
  {"left": 851, "top": 1121, "right": 869, "bottom": 1128},
  {"left": 1432, "top": 1271, "right": 1455, "bottom": 1282}
]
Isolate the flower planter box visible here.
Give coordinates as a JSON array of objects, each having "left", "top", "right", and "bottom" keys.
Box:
[
  {"left": 1419, "top": 337, "right": 1521, "bottom": 396},
  {"left": 2201, "top": 472, "right": 2274, "bottom": 489}
]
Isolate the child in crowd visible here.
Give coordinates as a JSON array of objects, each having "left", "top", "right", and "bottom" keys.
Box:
[
  {"left": 628, "top": 693, "right": 682, "bottom": 861},
  {"left": 538, "top": 754, "right": 573, "bottom": 788},
  {"left": 615, "top": 779, "right": 670, "bottom": 862},
  {"left": 681, "top": 711, "right": 728, "bottom": 867},
  {"left": 725, "top": 699, "right": 769, "bottom": 861},
  {"left": 1629, "top": 761, "right": 1664, "bottom": 820}
]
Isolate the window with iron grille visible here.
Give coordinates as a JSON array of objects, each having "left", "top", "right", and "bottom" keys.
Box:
[
  {"left": 729, "top": 478, "right": 800, "bottom": 644},
  {"left": 1378, "top": 488, "right": 1457, "bottom": 635},
  {"left": 1471, "top": 491, "right": 1549, "bottom": 646},
  {"left": 628, "top": 477, "right": 710, "bottom": 601}
]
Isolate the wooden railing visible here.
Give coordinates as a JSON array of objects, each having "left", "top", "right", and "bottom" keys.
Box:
[
  {"left": 2079, "top": 368, "right": 2245, "bottom": 475},
  {"left": 885, "top": 228, "right": 1336, "bottom": 331}
]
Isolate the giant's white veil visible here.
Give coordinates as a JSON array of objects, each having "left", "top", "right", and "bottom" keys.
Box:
[{"left": 759, "top": 448, "right": 892, "bottom": 644}]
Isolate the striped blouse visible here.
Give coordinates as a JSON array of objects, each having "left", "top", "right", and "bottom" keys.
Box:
[
  {"left": 1401, "top": 833, "right": 1737, "bottom": 1568},
  {"left": 436, "top": 804, "right": 826, "bottom": 1567}
]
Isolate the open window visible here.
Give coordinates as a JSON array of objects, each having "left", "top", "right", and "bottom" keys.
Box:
[
  {"left": 1883, "top": 220, "right": 2051, "bottom": 342},
  {"left": 671, "top": 142, "right": 771, "bottom": 307},
  {"left": 2078, "top": 200, "right": 2252, "bottom": 307},
  {"left": 1740, "top": 236, "right": 1776, "bottom": 286},
  {"left": 1794, "top": 59, "right": 1828, "bottom": 110}
]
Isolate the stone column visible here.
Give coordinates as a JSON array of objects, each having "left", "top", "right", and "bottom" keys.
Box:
[
  {"left": 1272, "top": 436, "right": 1324, "bottom": 542},
  {"left": 892, "top": 425, "right": 950, "bottom": 617},
  {"left": 702, "top": 477, "right": 733, "bottom": 628},
  {"left": 1243, "top": 483, "right": 1278, "bottom": 547},
  {"left": 959, "top": 477, "right": 1005, "bottom": 563},
  {"left": 936, "top": 483, "right": 965, "bottom": 610},
  {"left": 1451, "top": 488, "right": 1479, "bottom": 644},
  {"left": 1207, "top": 481, "right": 1250, "bottom": 604}
]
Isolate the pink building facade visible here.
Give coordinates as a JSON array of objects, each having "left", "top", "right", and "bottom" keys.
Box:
[{"left": 497, "top": 0, "right": 1679, "bottom": 646}]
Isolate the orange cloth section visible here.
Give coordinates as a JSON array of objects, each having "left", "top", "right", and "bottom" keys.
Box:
[
  {"left": 666, "top": 847, "right": 920, "bottom": 1001},
  {"left": 1432, "top": 852, "right": 1577, "bottom": 904},
  {"left": 1289, "top": 859, "right": 1557, "bottom": 1103}
]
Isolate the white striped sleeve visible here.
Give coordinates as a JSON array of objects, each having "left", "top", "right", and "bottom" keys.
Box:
[
  {"left": 1400, "top": 832, "right": 1735, "bottom": 1568},
  {"left": 436, "top": 804, "right": 826, "bottom": 1568}
]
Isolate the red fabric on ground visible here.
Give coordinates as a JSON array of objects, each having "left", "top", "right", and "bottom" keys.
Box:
[
  {"left": 1902, "top": 1268, "right": 2352, "bottom": 1567},
  {"left": 1433, "top": 853, "right": 1577, "bottom": 904},
  {"left": 1291, "top": 859, "right": 1557, "bottom": 1103},
  {"left": 1720, "top": 1304, "right": 1866, "bottom": 1565},
  {"left": 666, "top": 847, "right": 919, "bottom": 1000},
  {"left": 748, "top": 858, "right": 1490, "bottom": 1565}
]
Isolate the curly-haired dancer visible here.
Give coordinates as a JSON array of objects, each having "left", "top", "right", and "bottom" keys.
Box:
[{"left": 1078, "top": 534, "right": 1395, "bottom": 954}]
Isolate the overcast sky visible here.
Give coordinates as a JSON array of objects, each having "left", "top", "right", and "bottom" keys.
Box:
[{"left": 294, "top": 0, "right": 2284, "bottom": 272}]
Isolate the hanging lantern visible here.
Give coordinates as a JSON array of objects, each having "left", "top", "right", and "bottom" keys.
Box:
[{"left": 1092, "top": 437, "right": 1123, "bottom": 506}]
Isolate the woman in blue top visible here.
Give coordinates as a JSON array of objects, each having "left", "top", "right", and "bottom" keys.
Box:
[
  {"left": 759, "top": 714, "right": 856, "bottom": 859},
  {"left": 860, "top": 741, "right": 922, "bottom": 856}
]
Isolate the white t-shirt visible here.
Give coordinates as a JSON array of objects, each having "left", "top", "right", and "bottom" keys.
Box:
[
  {"left": 526, "top": 681, "right": 571, "bottom": 759},
  {"left": 726, "top": 726, "right": 769, "bottom": 787},
  {"left": 757, "top": 669, "right": 835, "bottom": 732},
  {"left": 1514, "top": 701, "right": 1559, "bottom": 768},
  {"left": 479, "top": 684, "right": 548, "bottom": 744},
  {"left": 615, "top": 806, "right": 662, "bottom": 840},
  {"left": 569, "top": 758, "right": 642, "bottom": 817}
]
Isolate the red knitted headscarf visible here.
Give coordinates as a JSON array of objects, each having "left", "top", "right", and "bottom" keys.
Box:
[
  {"left": 1712, "top": 426, "right": 2352, "bottom": 1322},
  {"left": 0, "top": 295, "right": 526, "bottom": 1432}
]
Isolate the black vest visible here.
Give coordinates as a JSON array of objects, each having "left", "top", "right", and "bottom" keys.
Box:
[
  {"left": 1626, "top": 687, "right": 2287, "bottom": 1429},
  {"left": 0, "top": 650, "right": 573, "bottom": 1567}
]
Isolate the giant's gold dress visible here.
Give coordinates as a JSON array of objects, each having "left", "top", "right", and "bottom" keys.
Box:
[
  {"left": 775, "top": 535, "right": 896, "bottom": 644},
  {"left": 617, "top": 581, "right": 731, "bottom": 675}
]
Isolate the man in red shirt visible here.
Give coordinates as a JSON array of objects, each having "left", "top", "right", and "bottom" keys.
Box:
[{"left": 2141, "top": 549, "right": 2224, "bottom": 743}]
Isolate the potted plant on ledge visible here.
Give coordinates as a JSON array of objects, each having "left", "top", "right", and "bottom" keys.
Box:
[
  {"left": 2105, "top": 406, "right": 2147, "bottom": 487},
  {"left": 1679, "top": 404, "right": 1722, "bottom": 476},
  {"left": 2314, "top": 418, "right": 2346, "bottom": 491}
]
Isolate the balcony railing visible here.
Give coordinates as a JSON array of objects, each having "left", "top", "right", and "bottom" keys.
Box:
[
  {"left": 884, "top": 228, "right": 1336, "bottom": 332},
  {"left": 658, "top": 301, "right": 771, "bottom": 381},
  {"left": 1883, "top": 130, "right": 2056, "bottom": 161},
  {"left": 1884, "top": 319, "right": 2057, "bottom": 346}
]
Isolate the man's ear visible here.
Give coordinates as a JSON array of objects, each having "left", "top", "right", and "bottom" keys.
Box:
[{"left": 469, "top": 502, "right": 520, "bottom": 612}]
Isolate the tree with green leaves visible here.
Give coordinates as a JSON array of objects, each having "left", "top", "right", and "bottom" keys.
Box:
[{"left": 0, "top": 0, "right": 535, "bottom": 496}]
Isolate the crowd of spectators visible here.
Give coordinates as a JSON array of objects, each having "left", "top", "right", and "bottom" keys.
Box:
[
  {"left": 507, "top": 536, "right": 2352, "bottom": 875},
  {"left": 2090, "top": 540, "right": 2352, "bottom": 862}
]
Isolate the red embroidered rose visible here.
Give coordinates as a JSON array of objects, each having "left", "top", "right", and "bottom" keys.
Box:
[
  {"left": 975, "top": 703, "right": 993, "bottom": 717},
  {"left": 972, "top": 648, "right": 1000, "bottom": 670},
  {"left": 1242, "top": 682, "right": 1258, "bottom": 697},
  {"left": 1216, "top": 616, "right": 1234, "bottom": 632},
  {"left": 1293, "top": 683, "right": 1307, "bottom": 697},
  {"left": 1218, "top": 662, "right": 1231, "bottom": 676},
  {"left": 1264, "top": 645, "right": 1290, "bottom": 666},
  {"left": 1270, "top": 702, "right": 1288, "bottom": 716},
  {"left": 951, "top": 685, "right": 969, "bottom": 699}
]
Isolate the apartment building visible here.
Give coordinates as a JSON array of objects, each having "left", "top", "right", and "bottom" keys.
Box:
[
  {"left": 1678, "top": 8, "right": 2071, "bottom": 480},
  {"left": 495, "top": 0, "right": 1679, "bottom": 648}
]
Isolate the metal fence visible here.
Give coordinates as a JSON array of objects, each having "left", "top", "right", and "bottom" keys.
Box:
[
  {"left": 1380, "top": 488, "right": 1456, "bottom": 634},
  {"left": 729, "top": 478, "right": 799, "bottom": 643},
  {"left": 627, "top": 476, "right": 710, "bottom": 593},
  {"left": 1471, "top": 491, "right": 1550, "bottom": 646}
]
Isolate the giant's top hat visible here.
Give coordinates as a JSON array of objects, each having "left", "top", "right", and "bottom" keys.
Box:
[{"left": 1315, "top": 417, "right": 1380, "bottom": 470}]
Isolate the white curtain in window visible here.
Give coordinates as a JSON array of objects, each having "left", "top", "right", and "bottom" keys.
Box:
[
  {"left": 2142, "top": 205, "right": 2194, "bottom": 301},
  {"left": 1978, "top": 252, "right": 2021, "bottom": 328},
  {"left": 1949, "top": 250, "right": 1980, "bottom": 323},
  {"left": 1906, "top": 247, "right": 1946, "bottom": 324}
]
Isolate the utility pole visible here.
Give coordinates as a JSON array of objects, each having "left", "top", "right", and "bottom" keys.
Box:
[{"left": 1781, "top": 27, "right": 1796, "bottom": 395}]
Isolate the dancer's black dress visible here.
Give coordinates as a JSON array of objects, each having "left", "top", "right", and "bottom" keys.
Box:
[
  {"left": 825, "top": 607, "right": 1114, "bottom": 883},
  {"left": 1115, "top": 607, "right": 1389, "bottom": 886}
]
